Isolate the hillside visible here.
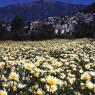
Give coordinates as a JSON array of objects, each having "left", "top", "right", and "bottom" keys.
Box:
[{"left": 0, "top": 0, "right": 85, "bottom": 22}]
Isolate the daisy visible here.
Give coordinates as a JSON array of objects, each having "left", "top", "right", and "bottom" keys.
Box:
[
  {"left": 37, "top": 89, "right": 44, "bottom": 95},
  {"left": 81, "top": 72, "right": 91, "bottom": 81},
  {"left": 24, "top": 63, "right": 34, "bottom": 70},
  {"left": 9, "top": 72, "right": 19, "bottom": 81},
  {"left": 0, "top": 90, "right": 7, "bottom": 95},
  {"left": 46, "top": 76, "right": 58, "bottom": 85},
  {"left": 86, "top": 81, "right": 94, "bottom": 89}
]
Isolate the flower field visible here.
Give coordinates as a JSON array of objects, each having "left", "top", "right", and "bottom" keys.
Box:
[{"left": 0, "top": 39, "right": 95, "bottom": 95}]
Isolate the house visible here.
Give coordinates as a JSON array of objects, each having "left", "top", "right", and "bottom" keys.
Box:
[{"left": 30, "top": 21, "right": 43, "bottom": 31}]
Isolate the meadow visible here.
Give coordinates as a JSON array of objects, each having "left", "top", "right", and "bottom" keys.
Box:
[{"left": 0, "top": 38, "right": 95, "bottom": 95}]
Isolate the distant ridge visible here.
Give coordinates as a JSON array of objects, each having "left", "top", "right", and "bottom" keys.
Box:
[{"left": 0, "top": 0, "right": 85, "bottom": 22}]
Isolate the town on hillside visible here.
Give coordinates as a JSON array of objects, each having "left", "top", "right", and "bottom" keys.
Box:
[{"left": 0, "top": 12, "right": 95, "bottom": 40}]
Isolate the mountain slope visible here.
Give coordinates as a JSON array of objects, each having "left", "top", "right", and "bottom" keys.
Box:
[
  {"left": 0, "top": 0, "right": 85, "bottom": 22},
  {"left": 81, "top": 3, "right": 95, "bottom": 13}
]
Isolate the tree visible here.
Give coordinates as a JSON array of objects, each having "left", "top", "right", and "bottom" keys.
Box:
[
  {"left": 40, "top": 24, "right": 54, "bottom": 39},
  {"left": 0, "top": 21, "right": 8, "bottom": 40},
  {"left": 11, "top": 16, "right": 25, "bottom": 40},
  {"left": 11, "top": 16, "right": 25, "bottom": 31},
  {"left": 73, "top": 20, "right": 94, "bottom": 38}
]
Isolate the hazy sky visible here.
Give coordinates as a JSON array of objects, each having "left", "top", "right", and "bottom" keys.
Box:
[{"left": 0, "top": 0, "right": 95, "bottom": 7}]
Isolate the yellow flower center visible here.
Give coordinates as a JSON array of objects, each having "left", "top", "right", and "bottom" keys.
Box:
[
  {"left": 50, "top": 85, "right": 55, "bottom": 91},
  {"left": 11, "top": 75, "right": 17, "bottom": 79},
  {"left": 26, "top": 65, "right": 31, "bottom": 69},
  {"left": 48, "top": 79, "right": 55, "bottom": 85},
  {"left": 84, "top": 75, "right": 89, "bottom": 80}
]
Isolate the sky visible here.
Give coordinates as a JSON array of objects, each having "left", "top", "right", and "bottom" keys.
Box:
[{"left": 0, "top": 0, "right": 95, "bottom": 7}]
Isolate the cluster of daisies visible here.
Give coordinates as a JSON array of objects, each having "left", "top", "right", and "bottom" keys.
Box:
[
  {"left": 0, "top": 57, "right": 64, "bottom": 95},
  {"left": 0, "top": 38, "right": 95, "bottom": 95}
]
